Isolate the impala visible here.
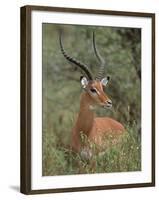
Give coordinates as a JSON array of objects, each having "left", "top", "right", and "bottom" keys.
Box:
[{"left": 59, "top": 32, "right": 125, "bottom": 157}]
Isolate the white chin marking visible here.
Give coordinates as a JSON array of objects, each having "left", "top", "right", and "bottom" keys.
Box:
[{"left": 103, "top": 105, "right": 112, "bottom": 109}]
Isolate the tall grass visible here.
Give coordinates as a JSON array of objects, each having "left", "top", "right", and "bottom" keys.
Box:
[{"left": 42, "top": 123, "right": 141, "bottom": 176}]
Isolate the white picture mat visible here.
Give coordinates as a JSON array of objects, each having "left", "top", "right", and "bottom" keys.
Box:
[{"left": 31, "top": 10, "right": 152, "bottom": 190}]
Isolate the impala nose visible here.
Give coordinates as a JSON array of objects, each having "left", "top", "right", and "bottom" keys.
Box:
[{"left": 106, "top": 100, "right": 112, "bottom": 107}]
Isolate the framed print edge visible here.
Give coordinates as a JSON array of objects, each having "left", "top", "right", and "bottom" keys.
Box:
[
  {"left": 151, "top": 13, "right": 155, "bottom": 187},
  {"left": 20, "top": 5, "right": 155, "bottom": 195},
  {"left": 20, "top": 6, "right": 32, "bottom": 194}
]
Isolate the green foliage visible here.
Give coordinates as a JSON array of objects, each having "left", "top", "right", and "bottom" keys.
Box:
[
  {"left": 43, "top": 125, "right": 141, "bottom": 176},
  {"left": 42, "top": 24, "right": 141, "bottom": 175}
]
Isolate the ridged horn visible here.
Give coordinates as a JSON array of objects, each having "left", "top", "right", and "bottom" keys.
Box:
[
  {"left": 59, "top": 31, "right": 93, "bottom": 80},
  {"left": 92, "top": 32, "right": 105, "bottom": 80}
]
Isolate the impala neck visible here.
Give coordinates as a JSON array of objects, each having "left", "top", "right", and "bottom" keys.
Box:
[{"left": 76, "top": 92, "right": 95, "bottom": 136}]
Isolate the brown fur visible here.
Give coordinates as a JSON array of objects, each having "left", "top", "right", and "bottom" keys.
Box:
[{"left": 71, "top": 80, "right": 125, "bottom": 153}]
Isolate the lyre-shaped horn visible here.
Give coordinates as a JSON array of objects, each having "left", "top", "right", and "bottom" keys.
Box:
[
  {"left": 92, "top": 32, "right": 105, "bottom": 80},
  {"left": 59, "top": 31, "right": 93, "bottom": 80}
]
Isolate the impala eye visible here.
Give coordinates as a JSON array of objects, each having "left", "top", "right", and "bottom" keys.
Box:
[{"left": 90, "top": 88, "right": 97, "bottom": 93}]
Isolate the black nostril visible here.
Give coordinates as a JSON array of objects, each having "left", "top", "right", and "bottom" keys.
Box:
[{"left": 107, "top": 100, "right": 112, "bottom": 105}]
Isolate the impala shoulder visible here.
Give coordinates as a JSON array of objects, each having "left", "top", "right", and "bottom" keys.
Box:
[{"left": 95, "top": 117, "right": 125, "bottom": 131}]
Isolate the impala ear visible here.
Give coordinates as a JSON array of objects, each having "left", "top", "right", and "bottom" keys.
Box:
[
  {"left": 101, "top": 76, "right": 110, "bottom": 87},
  {"left": 80, "top": 76, "right": 88, "bottom": 88}
]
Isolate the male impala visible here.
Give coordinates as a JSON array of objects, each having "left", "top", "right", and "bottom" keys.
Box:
[{"left": 59, "top": 32, "right": 125, "bottom": 157}]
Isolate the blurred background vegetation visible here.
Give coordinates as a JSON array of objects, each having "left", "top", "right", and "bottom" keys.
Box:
[{"left": 42, "top": 24, "right": 141, "bottom": 176}]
